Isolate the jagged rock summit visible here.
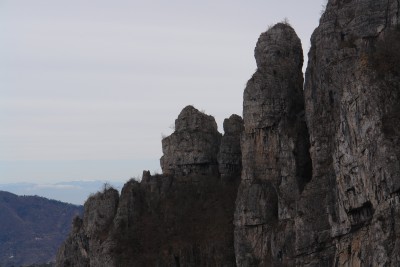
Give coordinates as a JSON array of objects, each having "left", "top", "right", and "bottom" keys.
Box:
[
  {"left": 56, "top": 0, "right": 400, "bottom": 266},
  {"left": 56, "top": 106, "right": 242, "bottom": 266},
  {"left": 161, "top": 105, "right": 221, "bottom": 177},
  {"left": 235, "top": 22, "right": 312, "bottom": 266}
]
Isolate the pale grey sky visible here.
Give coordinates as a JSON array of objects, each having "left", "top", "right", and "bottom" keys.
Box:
[{"left": 1, "top": 1, "right": 323, "bottom": 184}]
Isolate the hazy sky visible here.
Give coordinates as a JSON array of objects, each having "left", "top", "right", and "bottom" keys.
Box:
[{"left": 1, "top": 0, "right": 324, "bottom": 184}]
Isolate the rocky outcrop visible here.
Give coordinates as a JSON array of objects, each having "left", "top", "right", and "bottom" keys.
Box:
[
  {"left": 161, "top": 105, "right": 222, "bottom": 177},
  {"left": 234, "top": 1, "right": 400, "bottom": 266},
  {"left": 234, "top": 23, "right": 312, "bottom": 266},
  {"left": 57, "top": 1, "right": 400, "bottom": 265},
  {"left": 56, "top": 107, "right": 242, "bottom": 267},
  {"left": 218, "top": 115, "right": 244, "bottom": 180},
  {"left": 56, "top": 187, "right": 119, "bottom": 266}
]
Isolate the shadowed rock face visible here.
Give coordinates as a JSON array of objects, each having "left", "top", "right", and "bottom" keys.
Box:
[
  {"left": 233, "top": 1, "right": 400, "bottom": 266},
  {"left": 56, "top": 107, "right": 242, "bottom": 267},
  {"left": 0, "top": 192, "right": 82, "bottom": 267},
  {"left": 234, "top": 1, "right": 400, "bottom": 265},
  {"left": 56, "top": 188, "right": 119, "bottom": 266},
  {"left": 234, "top": 23, "right": 312, "bottom": 266},
  {"left": 218, "top": 115, "right": 244, "bottom": 180}
]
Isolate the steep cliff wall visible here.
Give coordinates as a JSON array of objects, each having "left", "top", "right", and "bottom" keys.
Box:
[
  {"left": 56, "top": 106, "right": 242, "bottom": 267},
  {"left": 301, "top": 0, "right": 400, "bottom": 265},
  {"left": 234, "top": 1, "right": 400, "bottom": 266}
]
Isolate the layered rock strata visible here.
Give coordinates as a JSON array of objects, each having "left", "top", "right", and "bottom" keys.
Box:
[{"left": 56, "top": 106, "right": 243, "bottom": 267}]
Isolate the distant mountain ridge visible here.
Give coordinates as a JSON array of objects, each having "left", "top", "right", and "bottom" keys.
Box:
[
  {"left": 0, "top": 191, "right": 82, "bottom": 267},
  {"left": 0, "top": 180, "right": 125, "bottom": 205}
]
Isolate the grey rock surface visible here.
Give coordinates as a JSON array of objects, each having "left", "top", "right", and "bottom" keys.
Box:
[
  {"left": 300, "top": 0, "right": 400, "bottom": 265},
  {"left": 233, "top": 1, "right": 400, "bottom": 266},
  {"left": 218, "top": 114, "right": 244, "bottom": 180},
  {"left": 56, "top": 187, "right": 119, "bottom": 267},
  {"left": 0, "top": 192, "right": 82, "bottom": 267},
  {"left": 234, "top": 22, "right": 312, "bottom": 266},
  {"left": 160, "top": 105, "right": 222, "bottom": 177}
]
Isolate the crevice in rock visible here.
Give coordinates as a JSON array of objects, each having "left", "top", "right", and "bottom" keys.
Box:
[
  {"left": 348, "top": 201, "right": 374, "bottom": 230},
  {"left": 295, "top": 121, "right": 313, "bottom": 193},
  {"left": 174, "top": 255, "right": 180, "bottom": 267}
]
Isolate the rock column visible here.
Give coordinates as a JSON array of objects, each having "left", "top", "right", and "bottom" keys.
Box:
[{"left": 234, "top": 23, "right": 311, "bottom": 266}]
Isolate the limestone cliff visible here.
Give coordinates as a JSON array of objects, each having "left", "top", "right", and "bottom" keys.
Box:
[
  {"left": 235, "top": 0, "right": 400, "bottom": 266},
  {"left": 301, "top": 0, "right": 400, "bottom": 265},
  {"left": 56, "top": 1, "right": 400, "bottom": 266}
]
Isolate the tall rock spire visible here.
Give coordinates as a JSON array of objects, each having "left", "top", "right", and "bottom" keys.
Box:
[{"left": 234, "top": 22, "right": 311, "bottom": 266}]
